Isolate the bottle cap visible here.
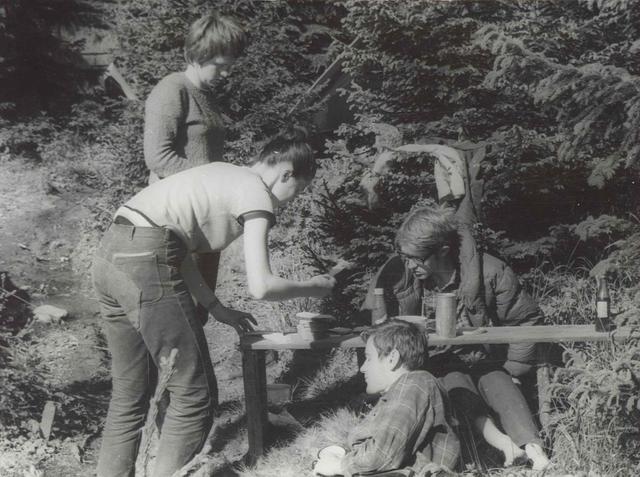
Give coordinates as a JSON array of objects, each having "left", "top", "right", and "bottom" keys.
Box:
[{"left": 374, "top": 288, "right": 384, "bottom": 295}]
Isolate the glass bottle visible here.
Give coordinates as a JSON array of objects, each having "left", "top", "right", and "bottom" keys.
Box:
[
  {"left": 595, "top": 277, "right": 612, "bottom": 332},
  {"left": 372, "top": 288, "right": 388, "bottom": 326}
]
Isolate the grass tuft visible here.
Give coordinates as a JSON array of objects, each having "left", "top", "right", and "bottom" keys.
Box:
[{"left": 238, "top": 408, "right": 362, "bottom": 477}]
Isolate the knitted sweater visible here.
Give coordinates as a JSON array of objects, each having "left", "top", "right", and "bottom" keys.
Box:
[{"left": 144, "top": 72, "right": 225, "bottom": 183}]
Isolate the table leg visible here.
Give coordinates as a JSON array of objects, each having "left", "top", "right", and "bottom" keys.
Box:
[
  {"left": 242, "top": 348, "right": 268, "bottom": 466},
  {"left": 536, "top": 344, "right": 553, "bottom": 433},
  {"left": 537, "top": 364, "right": 552, "bottom": 431}
]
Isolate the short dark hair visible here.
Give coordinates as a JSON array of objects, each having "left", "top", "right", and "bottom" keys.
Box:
[
  {"left": 361, "top": 320, "right": 428, "bottom": 371},
  {"left": 257, "top": 126, "right": 317, "bottom": 181},
  {"left": 184, "top": 12, "right": 246, "bottom": 65}
]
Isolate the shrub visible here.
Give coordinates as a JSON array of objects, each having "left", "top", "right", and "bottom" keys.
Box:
[
  {"left": 550, "top": 339, "right": 640, "bottom": 474},
  {"left": 0, "top": 0, "right": 109, "bottom": 118}
]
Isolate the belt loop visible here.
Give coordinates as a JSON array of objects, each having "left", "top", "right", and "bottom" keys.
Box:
[{"left": 129, "top": 226, "right": 135, "bottom": 240}]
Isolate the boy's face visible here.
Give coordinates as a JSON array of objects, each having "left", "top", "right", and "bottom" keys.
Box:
[
  {"left": 399, "top": 244, "right": 450, "bottom": 282},
  {"left": 196, "top": 55, "right": 235, "bottom": 89},
  {"left": 360, "top": 337, "right": 396, "bottom": 394}
]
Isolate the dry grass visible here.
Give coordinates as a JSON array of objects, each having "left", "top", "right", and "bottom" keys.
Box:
[
  {"left": 526, "top": 264, "right": 594, "bottom": 326},
  {"left": 297, "top": 348, "right": 359, "bottom": 400},
  {"left": 238, "top": 408, "right": 362, "bottom": 477}
]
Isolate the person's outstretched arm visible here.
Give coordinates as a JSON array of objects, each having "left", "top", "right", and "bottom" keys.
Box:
[
  {"left": 180, "top": 253, "right": 256, "bottom": 334},
  {"left": 243, "top": 216, "right": 335, "bottom": 300}
]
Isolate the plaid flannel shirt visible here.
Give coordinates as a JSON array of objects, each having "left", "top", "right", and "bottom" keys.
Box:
[{"left": 341, "top": 371, "right": 460, "bottom": 476}]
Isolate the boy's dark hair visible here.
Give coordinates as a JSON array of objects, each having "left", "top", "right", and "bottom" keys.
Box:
[
  {"left": 361, "top": 320, "right": 428, "bottom": 371},
  {"left": 258, "top": 126, "right": 316, "bottom": 180},
  {"left": 184, "top": 12, "right": 246, "bottom": 65}
]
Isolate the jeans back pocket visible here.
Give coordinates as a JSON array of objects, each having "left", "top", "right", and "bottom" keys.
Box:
[{"left": 113, "top": 251, "right": 164, "bottom": 305}]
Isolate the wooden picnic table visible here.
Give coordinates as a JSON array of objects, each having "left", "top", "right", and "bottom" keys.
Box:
[{"left": 240, "top": 324, "right": 637, "bottom": 464}]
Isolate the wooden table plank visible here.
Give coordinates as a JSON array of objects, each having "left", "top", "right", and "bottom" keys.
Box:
[{"left": 241, "top": 325, "right": 638, "bottom": 350}]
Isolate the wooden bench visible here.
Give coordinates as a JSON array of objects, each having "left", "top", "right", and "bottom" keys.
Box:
[{"left": 240, "top": 324, "right": 638, "bottom": 465}]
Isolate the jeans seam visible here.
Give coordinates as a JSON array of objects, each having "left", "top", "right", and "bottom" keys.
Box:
[{"left": 175, "top": 294, "right": 216, "bottom": 416}]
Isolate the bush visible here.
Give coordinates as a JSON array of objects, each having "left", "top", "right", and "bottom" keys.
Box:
[
  {"left": 0, "top": 0, "right": 110, "bottom": 118},
  {"left": 550, "top": 339, "right": 640, "bottom": 474}
]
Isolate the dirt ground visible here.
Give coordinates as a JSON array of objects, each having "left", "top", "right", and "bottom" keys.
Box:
[{"left": 0, "top": 157, "right": 287, "bottom": 476}]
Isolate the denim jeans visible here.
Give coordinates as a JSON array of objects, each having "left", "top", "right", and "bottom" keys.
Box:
[{"left": 92, "top": 224, "right": 218, "bottom": 477}]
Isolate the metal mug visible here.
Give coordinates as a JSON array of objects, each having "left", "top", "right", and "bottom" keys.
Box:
[{"left": 435, "top": 292, "right": 457, "bottom": 338}]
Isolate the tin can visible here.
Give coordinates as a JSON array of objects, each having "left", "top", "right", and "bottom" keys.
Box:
[{"left": 435, "top": 292, "right": 457, "bottom": 338}]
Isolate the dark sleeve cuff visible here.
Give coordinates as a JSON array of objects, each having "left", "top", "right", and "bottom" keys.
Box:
[{"left": 237, "top": 210, "right": 276, "bottom": 228}]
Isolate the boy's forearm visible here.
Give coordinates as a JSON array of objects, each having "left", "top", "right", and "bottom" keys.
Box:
[{"left": 251, "top": 274, "right": 321, "bottom": 301}]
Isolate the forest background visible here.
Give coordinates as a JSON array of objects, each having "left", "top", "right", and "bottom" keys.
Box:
[{"left": 1, "top": 0, "right": 640, "bottom": 476}]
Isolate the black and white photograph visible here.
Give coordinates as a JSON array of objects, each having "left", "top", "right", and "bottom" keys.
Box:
[{"left": 1, "top": 1, "right": 639, "bottom": 476}]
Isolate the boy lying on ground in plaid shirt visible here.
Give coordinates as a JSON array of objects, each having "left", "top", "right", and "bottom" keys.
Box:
[{"left": 313, "top": 320, "right": 460, "bottom": 477}]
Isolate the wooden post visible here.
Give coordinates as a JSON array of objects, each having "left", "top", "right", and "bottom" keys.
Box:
[
  {"left": 242, "top": 348, "right": 268, "bottom": 466},
  {"left": 536, "top": 344, "right": 553, "bottom": 433}
]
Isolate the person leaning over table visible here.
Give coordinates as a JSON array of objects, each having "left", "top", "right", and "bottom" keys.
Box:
[
  {"left": 361, "top": 205, "right": 550, "bottom": 471},
  {"left": 313, "top": 320, "right": 460, "bottom": 477},
  {"left": 92, "top": 127, "right": 336, "bottom": 477},
  {"left": 144, "top": 11, "right": 246, "bottom": 320}
]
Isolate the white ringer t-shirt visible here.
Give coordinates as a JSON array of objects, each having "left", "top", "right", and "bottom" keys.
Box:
[{"left": 123, "top": 162, "right": 277, "bottom": 253}]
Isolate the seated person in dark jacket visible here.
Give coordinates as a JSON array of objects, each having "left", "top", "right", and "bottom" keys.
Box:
[
  {"left": 313, "top": 320, "right": 460, "bottom": 477},
  {"left": 361, "top": 205, "right": 550, "bottom": 470}
]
